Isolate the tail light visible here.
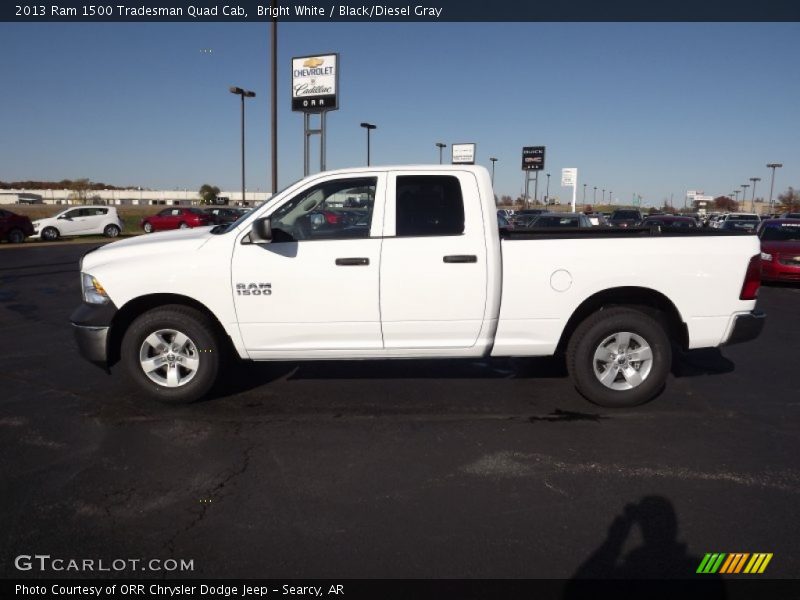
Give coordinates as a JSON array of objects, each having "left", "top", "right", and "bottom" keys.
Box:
[{"left": 739, "top": 254, "right": 761, "bottom": 300}]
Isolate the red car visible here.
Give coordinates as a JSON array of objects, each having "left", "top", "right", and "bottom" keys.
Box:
[
  {"left": 0, "top": 208, "right": 34, "bottom": 243},
  {"left": 758, "top": 219, "right": 800, "bottom": 282},
  {"left": 141, "top": 207, "right": 212, "bottom": 233}
]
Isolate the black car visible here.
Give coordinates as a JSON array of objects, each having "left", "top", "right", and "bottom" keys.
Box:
[
  {"left": 510, "top": 209, "right": 548, "bottom": 227},
  {"left": 608, "top": 209, "right": 644, "bottom": 228},
  {"left": 203, "top": 207, "right": 242, "bottom": 225}
]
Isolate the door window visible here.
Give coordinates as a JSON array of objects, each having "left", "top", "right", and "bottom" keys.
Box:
[
  {"left": 395, "top": 175, "right": 464, "bottom": 237},
  {"left": 270, "top": 177, "right": 377, "bottom": 242}
]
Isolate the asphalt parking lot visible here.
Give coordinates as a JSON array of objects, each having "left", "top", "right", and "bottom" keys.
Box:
[{"left": 1, "top": 242, "right": 799, "bottom": 579}]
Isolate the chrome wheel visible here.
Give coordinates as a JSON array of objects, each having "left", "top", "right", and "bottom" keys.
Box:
[
  {"left": 592, "top": 331, "right": 653, "bottom": 391},
  {"left": 41, "top": 227, "right": 58, "bottom": 241},
  {"left": 179, "top": 222, "right": 189, "bottom": 229},
  {"left": 138, "top": 328, "right": 200, "bottom": 388},
  {"left": 143, "top": 223, "right": 153, "bottom": 233},
  {"left": 104, "top": 225, "right": 120, "bottom": 238}
]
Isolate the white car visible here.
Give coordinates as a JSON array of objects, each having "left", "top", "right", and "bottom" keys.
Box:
[{"left": 32, "top": 206, "right": 124, "bottom": 241}]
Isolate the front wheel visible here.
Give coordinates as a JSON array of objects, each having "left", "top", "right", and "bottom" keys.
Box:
[
  {"left": 566, "top": 307, "right": 671, "bottom": 408},
  {"left": 41, "top": 226, "right": 59, "bottom": 241},
  {"left": 143, "top": 222, "right": 154, "bottom": 233},
  {"left": 121, "top": 305, "right": 221, "bottom": 404}
]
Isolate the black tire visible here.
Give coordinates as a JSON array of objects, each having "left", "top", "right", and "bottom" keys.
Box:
[
  {"left": 7, "top": 228, "right": 25, "bottom": 243},
  {"left": 179, "top": 222, "right": 188, "bottom": 229},
  {"left": 566, "top": 307, "right": 671, "bottom": 408},
  {"left": 41, "top": 226, "right": 59, "bottom": 241},
  {"left": 121, "top": 305, "right": 221, "bottom": 404},
  {"left": 143, "top": 222, "right": 154, "bottom": 233},
  {"left": 103, "top": 224, "right": 120, "bottom": 238}
]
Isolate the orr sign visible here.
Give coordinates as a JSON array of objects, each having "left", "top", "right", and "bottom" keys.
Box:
[{"left": 292, "top": 54, "right": 339, "bottom": 112}]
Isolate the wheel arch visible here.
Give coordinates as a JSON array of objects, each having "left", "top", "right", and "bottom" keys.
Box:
[
  {"left": 107, "top": 293, "right": 237, "bottom": 367},
  {"left": 555, "top": 286, "right": 688, "bottom": 355}
]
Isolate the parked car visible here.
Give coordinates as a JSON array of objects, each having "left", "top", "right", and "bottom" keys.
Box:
[
  {"left": 497, "top": 214, "right": 514, "bottom": 229},
  {"left": 203, "top": 207, "right": 242, "bottom": 226},
  {"left": 31, "top": 206, "right": 123, "bottom": 241},
  {"left": 718, "top": 213, "right": 760, "bottom": 233},
  {"left": 510, "top": 209, "right": 547, "bottom": 227},
  {"left": 642, "top": 215, "right": 698, "bottom": 229},
  {"left": 526, "top": 213, "right": 593, "bottom": 228},
  {"left": 0, "top": 208, "right": 34, "bottom": 243},
  {"left": 584, "top": 212, "right": 609, "bottom": 227},
  {"left": 141, "top": 208, "right": 212, "bottom": 233},
  {"left": 780, "top": 212, "right": 800, "bottom": 220},
  {"left": 758, "top": 219, "right": 800, "bottom": 282},
  {"left": 608, "top": 209, "right": 644, "bottom": 228}
]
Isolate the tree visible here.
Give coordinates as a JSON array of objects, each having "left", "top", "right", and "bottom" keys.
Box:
[
  {"left": 69, "top": 178, "right": 92, "bottom": 204},
  {"left": 713, "top": 196, "right": 738, "bottom": 212},
  {"left": 777, "top": 187, "right": 800, "bottom": 213},
  {"left": 199, "top": 184, "right": 221, "bottom": 205},
  {"left": 501, "top": 195, "right": 513, "bottom": 206}
]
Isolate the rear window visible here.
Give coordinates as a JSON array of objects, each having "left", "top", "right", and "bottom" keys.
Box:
[
  {"left": 533, "top": 216, "right": 581, "bottom": 227},
  {"left": 728, "top": 215, "right": 759, "bottom": 221},
  {"left": 760, "top": 223, "right": 800, "bottom": 241},
  {"left": 611, "top": 210, "right": 641, "bottom": 220},
  {"left": 395, "top": 175, "right": 464, "bottom": 237}
]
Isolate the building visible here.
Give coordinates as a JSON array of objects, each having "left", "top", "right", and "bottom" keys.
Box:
[{"left": 0, "top": 188, "right": 272, "bottom": 207}]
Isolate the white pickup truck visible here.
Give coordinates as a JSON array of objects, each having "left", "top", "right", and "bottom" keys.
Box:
[{"left": 71, "top": 165, "right": 765, "bottom": 407}]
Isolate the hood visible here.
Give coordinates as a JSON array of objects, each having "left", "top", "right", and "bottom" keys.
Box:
[
  {"left": 81, "top": 227, "right": 215, "bottom": 271},
  {"left": 761, "top": 240, "right": 800, "bottom": 255}
]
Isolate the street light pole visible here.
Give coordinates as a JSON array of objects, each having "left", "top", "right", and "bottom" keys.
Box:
[
  {"left": 436, "top": 142, "right": 446, "bottom": 164},
  {"left": 741, "top": 184, "right": 749, "bottom": 210},
  {"left": 593, "top": 186, "right": 597, "bottom": 204},
  {"left": 583, "top": 183, "right": 587, "bottom": 204},
  {"left": 360, "top": 122, "right": 376, "bottom": 166},
  {"left": 749, "top": 177, "right": 761, "bottom": 213},
  {"left": 490, "top": 157, "right": 498, "bottom": 186},
  {"left": 230, "top": 86, "right": 256, "bottom": 205},
  {"left": 766, "top": 163, "right": 782, "bottom": 212},
  {"left": 545, "top": 173, "right": 550, "bottom": 203},
  {"left": 602, "top": 188, "right": 605, "bottom": 204}
]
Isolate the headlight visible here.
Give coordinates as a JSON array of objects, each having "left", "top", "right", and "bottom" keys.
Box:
[
  {"left": 81, "top": 273, "right": 110, "bottom": 304},
  {"left": 760, "top": 252, "right": 773, "bottom": 262}
]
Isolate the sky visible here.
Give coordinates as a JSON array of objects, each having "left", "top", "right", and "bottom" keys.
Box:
[{"left": 1, "top": 22, "right": 798, "bottom": 206}]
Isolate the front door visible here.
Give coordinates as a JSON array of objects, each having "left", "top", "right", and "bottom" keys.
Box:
[{"left": 232, "top": 173, "right": 386, "bottom": 356}]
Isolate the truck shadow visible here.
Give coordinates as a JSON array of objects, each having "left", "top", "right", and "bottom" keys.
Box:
[
  {"left": 212, "top": 356, "right": 568, "bottom": 399},
  {"left": 671, "top": 348, "right": 735, "bottom": 378}
]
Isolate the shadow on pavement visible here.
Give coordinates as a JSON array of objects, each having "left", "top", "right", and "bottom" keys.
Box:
[
  {"left": 671, "top": 348, "right": 735, "bottom": 378},
  {"left": 565, "top": 496, "right": 725, "bottom": 590}
]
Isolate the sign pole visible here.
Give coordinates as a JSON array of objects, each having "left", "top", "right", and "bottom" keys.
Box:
[{"left": 572, "top": 174, "right": 577, "bottom": 213}]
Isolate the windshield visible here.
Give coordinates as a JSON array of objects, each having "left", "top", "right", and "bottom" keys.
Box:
[{"left": 760, "top": 223, "right": 800, "bottom": 241}]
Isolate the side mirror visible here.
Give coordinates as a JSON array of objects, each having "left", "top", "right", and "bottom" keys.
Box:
[{"left": 251, "top": 217, "right": 273, "bottom": 244}]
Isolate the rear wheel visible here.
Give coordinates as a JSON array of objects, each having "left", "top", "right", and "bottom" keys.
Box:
[
  {"left": 566, "top": 307, "right": 671, "bottom": 408},
  {"left": 103, "top": 224, "right": 120, "bottom": 238},
  {"left": 121, "top": 305, "right": 221, "bottom": 404},
  {"left": 41, "top": 226, "right": 59, "bottom": 241},
  {"left": 179, "top": 222, "right": 189, "bottom": 229},
  {"left": 7, "top": 228, "right": 25, "bottom": 243}
]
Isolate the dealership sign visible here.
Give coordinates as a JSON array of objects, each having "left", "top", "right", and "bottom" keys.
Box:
[
  {"left": 522, "top": 146, "right": 545, "bottom": 170},
  {"left": 292, "top": 54, "right": 339, "bottom": 112},
  {"left": 451, "top": 143, "right": 476, "bottom": 165},
  {"left": 561, "top": 168, "right": 577, "bottom": 187}
]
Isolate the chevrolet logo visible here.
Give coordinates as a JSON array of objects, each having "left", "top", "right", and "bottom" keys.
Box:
[{"left": 303, "top": 57, "right": 324, "bottom": 68}]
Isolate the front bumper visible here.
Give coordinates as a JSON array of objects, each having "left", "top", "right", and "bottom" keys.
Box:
[
  {"left": 723, "top": 310, "right": 766, "bottom": 346},
  {"left": 70, "top": 301, "right": 118, "bottom": 368}
]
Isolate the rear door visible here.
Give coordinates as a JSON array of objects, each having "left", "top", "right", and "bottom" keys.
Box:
[{"left": 379, "top": 171, "right": 488, "bottom": 349}]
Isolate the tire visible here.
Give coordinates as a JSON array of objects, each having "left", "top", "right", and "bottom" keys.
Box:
[
  {"left": 566, "top": 307, "right": 671, "bottom": 408},
  {"left": 143, "top": 222, "right": 153, "bottom": 233},
  {"left": 121, "top": 305, "right": 221, "bottom": 404},
  {"left": 104, "top": 224, "right": 120, "bottom": 238},
  {"left": 179, "top": 222, "right": 189, "bottom": 229},
  {"left": 41, "top": 226, "right": 59, "bottom": 241},
  {"left": 7, "top": 228, "right": 25, "bottom": 243}
]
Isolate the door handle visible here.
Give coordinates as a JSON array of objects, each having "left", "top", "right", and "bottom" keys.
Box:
[
  {"left": 335, "top": 257, "right": 370, "bottom": 266},
  {"left": 443, "top": 255, "right": 477, "bottom": 263}
]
